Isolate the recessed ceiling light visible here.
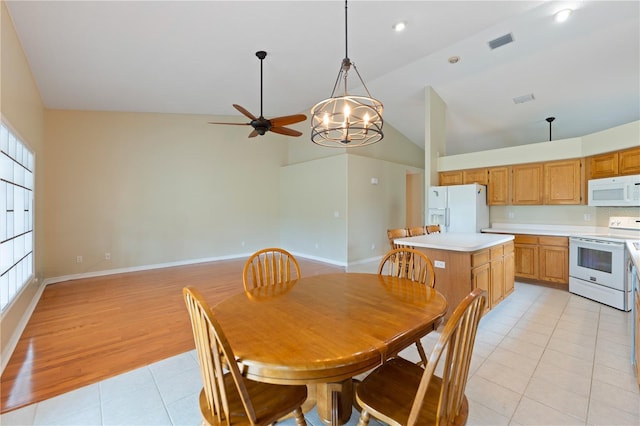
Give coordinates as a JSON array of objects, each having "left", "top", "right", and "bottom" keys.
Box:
[
  {"left": 448, "top": 56, "right": 460, "bottom": 64},
  {"left": 554, "top": 9, "right": 572, "bottom": 23},
  {"left": 392, "top": 21, "right": 407, "bottom": 32}
]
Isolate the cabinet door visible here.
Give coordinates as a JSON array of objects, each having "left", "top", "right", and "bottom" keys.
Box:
[
  {"left": 463, "top": 168, "right": 488, "bottom": 185},
  {"left": 619, "top": 146, "right": 640, "bottom": 176},
  {"left": 490, "top": 257, "right": 504, "bottom": 307},
  {"left": 539, "top": 245, "right": 569, "bottom": 284},
  {"left": 487, "top": 167, "right": 509, "bottom": 206},
  {"left": 589, "top": 152, "right": 618, "bottom": 178},
  {"left": 439, "top": 171, "right": 463, "bottom": 186},
  {"left": 512, "top": 163, "right": 544, "bottom": 205},
  {"left": 544, "top": 159, "right": 583, "bottom": 205},
  {"left": 504, "top": 250, "right": 515, "bottom": 297},
  {"left": 514, "top": 244, "right": 538, "bottom": 279},
  {"left": 471, "top": 263, "right": 491, "bottom": 312}
]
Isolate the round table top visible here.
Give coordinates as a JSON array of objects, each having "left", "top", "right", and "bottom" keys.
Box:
[{"left": 212, "top": 272, "right": 447, "bottom": 385}]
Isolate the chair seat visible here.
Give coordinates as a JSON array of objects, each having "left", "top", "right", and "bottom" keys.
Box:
[
  {"left": 200, "top": 373, "right": 308, "bottom": 425},
  {"left": 355, "top": 357, "right": 468, "bottom": 426}
]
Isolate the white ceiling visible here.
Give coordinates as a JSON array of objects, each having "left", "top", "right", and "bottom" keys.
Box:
[{"left": 5, "top": 1, "right": 639, "bottom": 155}]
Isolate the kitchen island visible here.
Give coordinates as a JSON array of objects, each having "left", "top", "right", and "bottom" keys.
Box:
[{"left": 396, "top": 233, "right": 515, "bottom": 317}]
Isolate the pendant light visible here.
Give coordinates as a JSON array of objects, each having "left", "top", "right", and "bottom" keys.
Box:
[
  {"left": 310, "top": 0, "right": 384, "bottom": 147},
  {"left": 546, "top": 117, "right": 555, "bottom": 141}
]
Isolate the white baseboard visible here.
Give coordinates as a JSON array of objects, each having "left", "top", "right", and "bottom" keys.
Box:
[{"left": 42, "top": 253, "right": 254, "bottom": 286}]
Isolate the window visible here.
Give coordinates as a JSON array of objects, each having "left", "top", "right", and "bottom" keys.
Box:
[{"left": 0, "top": 122, "right": 34, "bottom": 311}]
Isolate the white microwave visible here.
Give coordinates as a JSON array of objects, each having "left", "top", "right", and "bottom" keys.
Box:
[{"left": 588, "top": 175, "right": 640, "bottom": 206}]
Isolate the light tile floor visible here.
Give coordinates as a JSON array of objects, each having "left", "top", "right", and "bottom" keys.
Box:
[{"left": 2, "top": 270, "right": 639, "bottom": 425}]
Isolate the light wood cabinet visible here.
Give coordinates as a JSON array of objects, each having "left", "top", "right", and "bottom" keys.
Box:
[
  {"left": 487, "top": 166, "right": 509, "bottom": 206},
  {"left": 471, "top": 262, "right": 490, "bottom": 313},
  {"left": 513, "top": 234, "right": 568, "bottom": 285},
  {"left": 589, "top": 152, "right": 618, "bottom": 178},
  {"left": 490, "top": 245, "right": 505, "bottom": 307},
  {"left": 544, "top": 159, "right": 583, "bottom": 205},
  {"left": 511, "top": 163, "right": 544, "bottom": 205},
  {"left": 503, "top": 246, "right": 515, "bottom": 297},
  {"left": 619, "top": 146, "right": 640, "bottom": 175},
  {"left": 439, "top": 171, "right": 463, "bottom": 186},
  {"left": 514, "top": 235, "right": 538, "bottom": 279},
  {"left": 587, "top": 146, "right": 640, "bottom": 178},
  {"left": 463, "top": 168, "right": 488, "bottom": 185},
  {"left": 470, "top": 242, "right": 514, "bottom": 310}
]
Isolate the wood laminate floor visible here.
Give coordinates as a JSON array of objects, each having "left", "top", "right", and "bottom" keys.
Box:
[{"left": 0, "top": 257, "right": 343, "bottom": 413}]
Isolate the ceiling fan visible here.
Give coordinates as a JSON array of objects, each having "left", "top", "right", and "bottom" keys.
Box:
[{"left": 209, "top": 51, "right": 307, "bottom": 138}]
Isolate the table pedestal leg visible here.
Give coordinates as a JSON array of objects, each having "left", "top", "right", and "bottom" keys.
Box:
[{"left": 316, "top": 379, "right": 353, "bottom": 425}]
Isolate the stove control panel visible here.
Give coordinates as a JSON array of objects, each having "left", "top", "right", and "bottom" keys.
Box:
[{"left": 609, "top": 216, "right": 640, "bottom": 230}]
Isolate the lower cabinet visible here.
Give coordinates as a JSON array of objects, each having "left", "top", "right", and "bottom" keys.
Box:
[
  {"left": 414, "top": 240, "right": 515, "bottom": 318},
  {"left": 471, "top": 241, "right": 514, "bottom": 310},
  {"left": 514, "top": 234, "right": 568, "bottom": 286}
]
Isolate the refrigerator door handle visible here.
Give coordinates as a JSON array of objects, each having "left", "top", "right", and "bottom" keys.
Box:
[{"left": 445, "top": 207, "right": 450, "bottom": 228}]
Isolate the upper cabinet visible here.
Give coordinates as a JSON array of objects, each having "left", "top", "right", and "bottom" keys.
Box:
[
  {"left": 487, "top": 167, "right": 509, "bottom": 206},
  {"left": 619, "top": 146, "right": 640, "bottom": 175},
  {"left": 463, "top": 168, "right": 489, "bottom": 185},
  {"left": 441, "top": 159, "right": 584, "bottom": 206},
  {"left": 439, "top": 170, "right": 463, "bottom": 186},
  {"left": 511, "top": 163, "right": 544, "bottom": 205},
  {"left": 544, "top": 159, "right": 583, "bottom": 205},
  {"left": 587, "top": 146, "right": 640, "bottom": 179}
]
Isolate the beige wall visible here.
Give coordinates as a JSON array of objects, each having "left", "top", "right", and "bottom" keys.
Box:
[
  {"left": 281, "top": 126, "right": 425, "bottom": 265},
  {"left": 44, "top": 110, "right": 289, "bottom": 278},
  {"left": 1, "top": 0, "right": 46, "bottom": 369}
]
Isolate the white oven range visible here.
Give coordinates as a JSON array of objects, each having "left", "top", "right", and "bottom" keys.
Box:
[{"left": 569, "top": 216, "right": 640, "bottom": 311}]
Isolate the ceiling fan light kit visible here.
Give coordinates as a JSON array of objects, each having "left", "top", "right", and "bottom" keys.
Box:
[{"left": 310, "top": 0, "right": 384, "bottom": 148}]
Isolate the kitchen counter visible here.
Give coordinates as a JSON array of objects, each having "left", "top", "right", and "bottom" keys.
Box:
[
  {"left": 396, "top": 232, "right": 515, "bottom": 318},
  {"left": 482, "top": 223, "right": 609, "bottom": 237},
  {"left": 395, "top": 232, "right": 514, "bottom": 252}
]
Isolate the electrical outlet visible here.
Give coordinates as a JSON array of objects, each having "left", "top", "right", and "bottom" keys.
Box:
[
  {"left": 584, "top": 213, "right": 591, "bottom": 221},
  {"left": 508, "top": 211, "right": 515, "bottom": 219},
  {"left": 76, "top": 256, "right": 83, "bottom": 264},
  {"left": 105, "top": 253, "right": 111, "bottom": 260},
  {"left": 371, "top": 244, "right": 375, "bottom": 251}
]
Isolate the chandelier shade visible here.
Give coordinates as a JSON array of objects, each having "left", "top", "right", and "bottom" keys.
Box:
[{"left": 310, "top": 1, "right": 384, "bottom": 148}]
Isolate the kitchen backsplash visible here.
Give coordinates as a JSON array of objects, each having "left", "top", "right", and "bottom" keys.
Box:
[{"left": 490, "top": 205, "right": 640, "bottom": 227}]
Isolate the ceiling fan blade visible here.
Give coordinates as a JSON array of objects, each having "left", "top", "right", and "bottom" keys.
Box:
[
  {"left": 208, "top": 121, "right": 250, "bottom": 126},
  {"left": 270, "top": 114, "right": 307, "bottom": 127},
  {"left": 233, "top": 104, "right": 257, "bottom": 120},
  {"left": 270, "top": 126, "right": 303, "bottom": 137},
  {"left": 248, "top": 129, "right": 260, "bottom": 138}
]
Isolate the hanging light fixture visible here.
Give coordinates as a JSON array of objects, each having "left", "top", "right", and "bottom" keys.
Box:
[{"left": 310, "top": 0, "right": 384, "bottom": 147}]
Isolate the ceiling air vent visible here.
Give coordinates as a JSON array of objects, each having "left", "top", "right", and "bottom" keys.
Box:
[
  {"left": 488, "top": 33, "right": 514, "bottom": 50},
  {"left": 513, "top": 93, "right": 535, "bottom": 104}
]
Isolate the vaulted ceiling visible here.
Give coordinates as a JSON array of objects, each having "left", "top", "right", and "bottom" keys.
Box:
[{"left": 5, "top": 1, "right": 639, "bottom": 155}]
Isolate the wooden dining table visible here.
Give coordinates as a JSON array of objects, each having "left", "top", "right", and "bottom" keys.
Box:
[{"left": 211, "top": 272, "right": 448, "bottom": 425}]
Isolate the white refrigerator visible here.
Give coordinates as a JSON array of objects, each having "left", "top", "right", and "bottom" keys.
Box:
[{"left": 427, "top": 184, "right": 489, "bottom": 233}]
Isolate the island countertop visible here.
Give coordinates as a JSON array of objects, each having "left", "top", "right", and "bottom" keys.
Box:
[{"left": 395, "top": 232, "right": 514, "bottom": 252}]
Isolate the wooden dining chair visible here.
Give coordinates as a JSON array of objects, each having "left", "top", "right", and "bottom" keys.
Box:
[
  {"left": 408, "top": 225, "right": 427, "bottom": 237},
  {"left": 378, "top": 247, "right": 436, "bottom": 365},
  {"left": 387, "top": 228, "right": 409, "bottom": 249},
  {"left": 242, "top": 247, "right": 301, "bottom": 291},
  {"left": 355, "top": 288, "right": 487, "bottom": 426},
  {"left": 426, "top": 224, "right": 441, "bottom": 234},
  {"left": 183, "top": 286, "right": 308, "bottom": 426}
]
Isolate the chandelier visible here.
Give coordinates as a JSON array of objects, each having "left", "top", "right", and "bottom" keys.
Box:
[{"left": 310, "top": 0, "right": 384, "bottom": 147}]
